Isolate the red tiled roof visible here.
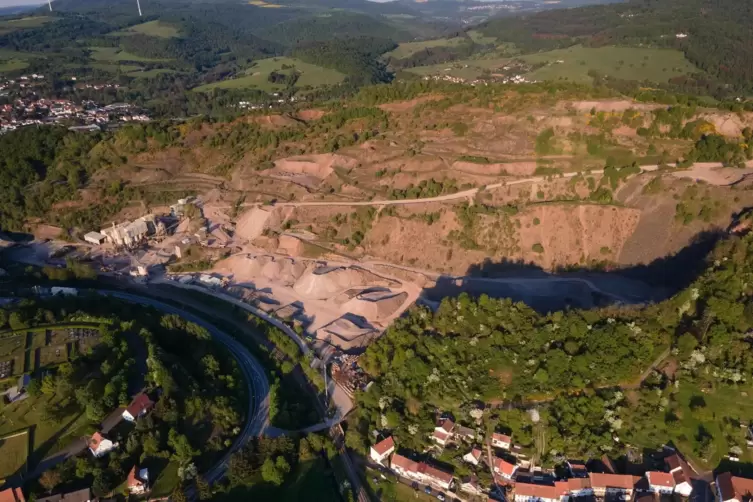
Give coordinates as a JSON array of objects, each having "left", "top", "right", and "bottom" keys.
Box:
[
  {"left": 127, "top": 466, "right": 144, "bottom": 488},
  {"left": 470, "top": 448, "right": 482, "bottom": 459},
  {"left": 665, "top": 454, "right": 682, "bottom": 472},
  {"left": 494, "top": 457, "right": 517, "bottom": 476},
  {"left": 372, "top": 436, "right": 395, "bottom": 456},
  {"left": 89, "top": 431, "right": 105, "bottom": 450},
  {"left": 433, "top": 429, "right": 450, "bottom": 442},
  {"left": 717, "top": 473, "right": 753, "bottom": 502},
  {"left": 420, "top": 463, "right": 453, "bottom": 484},
  {"left": 438, "top": 419, "right": 455, "bottom": 433},
  {"left": 0, "top": 488, "right": 25, "bottom": 502},
  {"left": 515, "top": 482, "right": 561, "bottom": 500},
  {"left": 647, "top": 471, "right": 675, "bottom": 488},
  {"left": 568, "top": 477, "right": 592, "bottom": 490},
  {"left": 493, "top": 432, "right": 511, "bottom": 443},
  {"left": 589, "top": 473, "right": 640, "bottom": 490},
  {"left": 125, "top": 393, "right": 153, "bottom": 418},
  {"left": 391, "top": 454, "right": 418, "bottom": 473}
]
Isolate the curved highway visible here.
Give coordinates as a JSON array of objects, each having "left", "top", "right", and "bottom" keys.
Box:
[{"left": 100, "top": 290, "right": 270, "bottom": 483}]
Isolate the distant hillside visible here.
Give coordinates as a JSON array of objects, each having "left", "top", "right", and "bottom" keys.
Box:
[
  {"left": 477, "top": 0, "right": 753, "bottom": 96},
  {"left": 255, "top": 11, "right": 415, "bottom": 46}
]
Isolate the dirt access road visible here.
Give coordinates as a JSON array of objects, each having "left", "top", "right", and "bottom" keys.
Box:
[{"left": 231, "top": 161, "right": 753, "bottom": 209}]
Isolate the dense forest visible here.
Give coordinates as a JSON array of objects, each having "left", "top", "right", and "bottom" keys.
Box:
[
  {"left": 351, "top": 232, "right": 753, "bottom": 466},
  {"left": 478, "top": 0, "right": 753, "bottom": 96}
]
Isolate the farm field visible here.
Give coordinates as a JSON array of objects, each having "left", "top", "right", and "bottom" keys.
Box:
[
  {"left": 126, "top": 68, "right": 177, "bottom": 78},
  {"left": 194, "top": 57, "right": 344, "bottom": 92},
  {"left": 0, "top": 15, "right": 54, "bottom": 32},
  {"left": 520, "top": 45, "right": 699, "bottom": 83},
  {"left": 0, "top": 59, "right": 28, "bottom": 73},
  {"left": 0, "top": 431, "right": 29, "bottom": 480},
  {"left": 111, "top": 20, "right": 180, "bottom": 38},
  {"left": 89, "top": 46, "right": 170, "bottom": 63},
  {"left": 405, "top": 55, "right": 512, "bottom": 79},
  {"left": 385, "top": 37, "right": 466, "bottom": 60},
  {"left": 467, "top": 29, "right": 498, "bottom": 46}
]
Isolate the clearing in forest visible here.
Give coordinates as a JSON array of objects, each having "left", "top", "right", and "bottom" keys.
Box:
[
  {"left": 193, "top": 57, "right": 344, "bottom": 92},
  {"left": 385, "top": 37, "right": 467, "bottom": 60},
  {"left": 113, "top": 20, "right": 180, "bottom": 38},
  {"left": 520, "top": 45, "right": 698, "bottom": 83}
]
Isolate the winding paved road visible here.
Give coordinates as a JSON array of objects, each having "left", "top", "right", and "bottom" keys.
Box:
[{"left": 100, "top": 290, "right": 270, "bottom": 484}]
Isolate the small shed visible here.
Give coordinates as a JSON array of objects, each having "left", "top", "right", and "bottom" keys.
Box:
[{"left": 84, "top": 231, "right": 106, "bottom": 245}]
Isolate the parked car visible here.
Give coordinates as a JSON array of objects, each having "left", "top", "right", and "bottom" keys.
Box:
[
  {"left": 424, "top": 486, "right": 432, "bottom": 495},
  {"left": 436, "top": 494, "right": 446, "bottom": 502}
]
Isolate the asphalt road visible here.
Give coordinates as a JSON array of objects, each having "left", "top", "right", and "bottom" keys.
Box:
[{"left": 100, "top": 290, "right": 270, "bottom": 483}]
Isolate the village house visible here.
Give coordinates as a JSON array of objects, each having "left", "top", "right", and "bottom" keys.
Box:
[
  {"left": 454, "top": 425, "right": 477, "bottom": 442},
  {"left": 646, "top": 471, "right": 675, "bottom": 494},
  {"left": 37, "top": 488, "right": 93, "bottom": 502},
  {"left": 566, "top": 460, "right": 589, "bottom": 478},
  {"left": 390, "top": 454, "right": 454, "bottom": 490},
  {"left": 122, "top": 393, "right": 154, "bottom": 422},
  {"left": 88, "top": 432, "right": 117, "bottom": 457},
  {"left": 432, "top": 418, "right": 455, "bottom": 446},
  {"left": 514, "top": 481, "right": 563, "bottom": 502},
  {"left": 492, "top": 432, "right": 512, "bottom": 450},
  {"left": 391, "top": 454, "right": 422, "bottom": 483},
  {"left": 493, "top": 457, "right": 518, "bottom": 480},
  {"left": 665, "top": 454, "right": 694, "bottom": 496},
  {"left": 717, "top": 472, "right": 753, "bottom": 502},
  {"left": 589, "top": 473, "right": 641, "bottom": 500},
  {"left": 369, "top": 436, "right": 395, "bottom": 465},
  {"left": 0, "top": 487, "right": 25, "bottom": 502},
  {"left": 420, "top": 463, "right": 454, "bottom": 491},
  {"left": 463, "top": 448, "right": 482, "bottom": 466},
  {"left": 127, "top": 466, "right": 149, "bottom": 494},
  {"left": 563, "top": 477, "right": 593, "bottom": 500},
  {"left": 460, "top": 475, "right": 484, "bottom": 496}
]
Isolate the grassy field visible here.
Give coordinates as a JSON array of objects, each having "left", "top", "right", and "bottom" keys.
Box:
[
  {"left": 194, "top": 57, "right": 344, "bottom": 92},
  {"left": 0, "top": 393, "right": 88, "bottom": 468},
  {"left": 0, "top": 48, "right": 42, "bottom": 59},
  {"left": 0, "top": 16, "right": 54, "bottom": 32},
  {"left": 150, "top": 460, "right": 180, "bottom": 497},
  {"left": 520, "top": 45, "right": 699, "bottom": 83},
  {"left": 89, "top": 46, "right": 169, "bottom": 63},
  {"left": 467, "top": 29, "right": 498, "bottom": 45},
  {"left": 113, "top": 20, "right": 179, "bottom": 38},
  {"left": 365, "top": 468, "right": 438, "bottom": 502},
  {"left": 126, "top": 68, "right": 176, "bottom": 78},
  {"left": 248, "top": 0, "right": 285, "bottom": 7},
  {"left": 213, "top": 458, "right": 340, "bottom": 501},
  {"left": 0, "top": 430, "right": 29, "bottom": 479},
  {"left": 385, "top": 37, "right": 466, "bottom": 60},
  {"left": 406, "top": 55, "right": 512, "bottom": 80}
]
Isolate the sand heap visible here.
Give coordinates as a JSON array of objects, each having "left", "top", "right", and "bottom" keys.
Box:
[
  {"left": 267, "top": 153, "right": 357, "bottom": 189},
  {"left": 213, "top": 254, "right": 311, "bottom": 285},
  {"left": 341, "top": 290, "right": 409, "bottom": 322},
  {"left": 235, "top": 207, "right": 279, "bottom": 241},
  {"left": 277, "top": 234, "right": 305, "bottom": 256},
  {"left": 317, "top": 316, "right": 377, "bottom": 349},
  {"left": 293, "top": 266, "right": 399, "bottom": 300}
]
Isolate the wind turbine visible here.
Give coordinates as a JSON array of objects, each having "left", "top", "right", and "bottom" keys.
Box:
[{"left": 136, "top": 0, "right": 142, "bottom": 16}]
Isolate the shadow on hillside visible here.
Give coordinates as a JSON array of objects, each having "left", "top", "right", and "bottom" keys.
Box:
[{"left": 421, "top": 229, "right": 722, "bottom": 313}]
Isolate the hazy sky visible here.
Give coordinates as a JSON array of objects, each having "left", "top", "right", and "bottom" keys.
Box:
[{"left": 0, "top": 0, "right": 46, "bottom": 8}]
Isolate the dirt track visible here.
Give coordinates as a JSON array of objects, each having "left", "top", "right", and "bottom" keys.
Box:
[{"left": 228, "top": 161, "right": 751, "bottom": 209}]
